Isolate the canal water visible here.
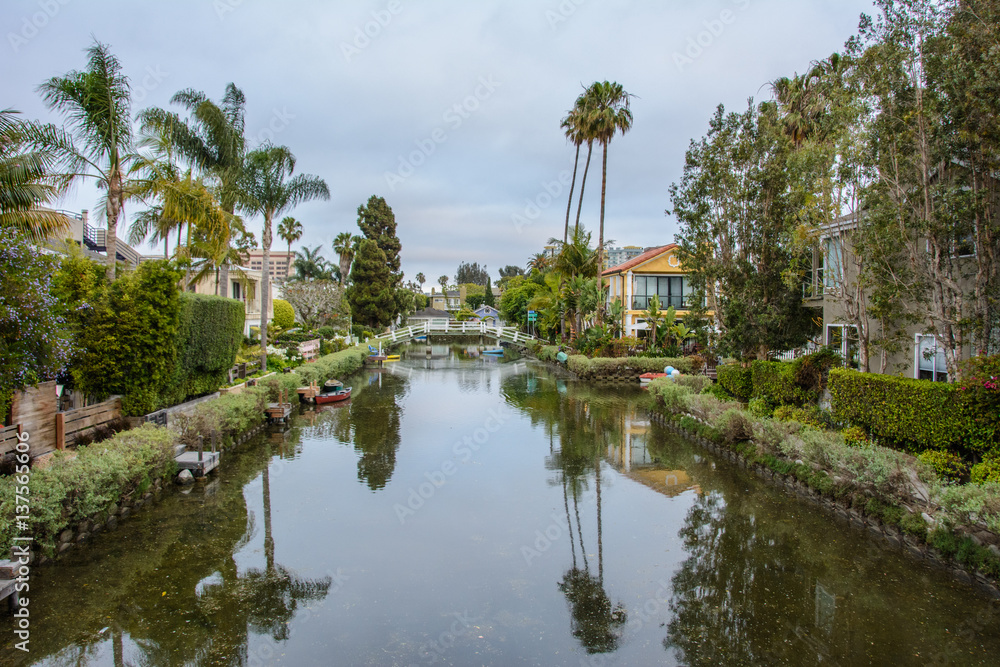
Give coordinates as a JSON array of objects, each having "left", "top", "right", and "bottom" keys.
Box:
[{"left": 7, "top": 346, "right": 1000, "bottom": 666}]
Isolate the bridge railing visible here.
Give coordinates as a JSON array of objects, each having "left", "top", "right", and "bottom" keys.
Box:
[{"left": 371, "top": 320, "right": 540, "bottom": 346}]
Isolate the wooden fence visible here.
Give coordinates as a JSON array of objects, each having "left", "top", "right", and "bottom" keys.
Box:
[
  {"left": 57, "top": 397, "right": 123, "bottom": 449},
  {"left": 0, "top": 391, "right": 123, "bottom": 458}
]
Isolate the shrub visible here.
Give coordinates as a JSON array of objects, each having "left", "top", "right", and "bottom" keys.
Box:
[
  {"left": 649, "top": 380, "right": 694, "bottom": 413},
  {"left": 567, "top": 356, "right": 692, "bottom": 379},
  {"left": 676, "top": 374, "right": 711, "bottom": 395},
  {"left": 792, "top": 347, "right": 842, "bottom": 395},
  {"left": 773, "top": 405, "right": 829, "bottom": 430},
  {"left": 917, "top": 450, "right": 969, "bottom": 484},
  {"left": 717, "top": 408, "right": 755, "bottom": 444},
  {"left": 934, "top": 482, "right": 1000, "bottom": 534},
  {"left": 317, "top": 326, "right": 337, "bottom": 339},
  {"left": 717, "top": 364, "right": 752, "bottom": 401},
  {"left": 167, "top": 293, "right": 245, "bottom": 405},
  {"left": 0, "top": 424, "right": 176, "bottom": 556},
  {"left": 971, "top": 458, "right": 1000, "bottom": 486},
  {"left": 748, "top": 397, "right": 774, "bottom": 418},
  {"left": 272, "top": 299, "right": 295, "bottom": 329},
  {"left": 751, "top": 360, "right": 812, "bottom": 406},
  {"left": 701, "top": 383, "right": 732, "bottom": 401},
  {"left": 830, "top": 368, "right": 993, "bottom": 456},
  {"left": 842, "top": 426, "right": 869, "bottom": 448},
  {"left": 687, "top": 355, "right": 706, "bottom": 373}
]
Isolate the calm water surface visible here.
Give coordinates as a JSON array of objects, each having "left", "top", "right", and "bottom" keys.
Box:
[{"left": 6, "top": 345, "right": 1000, "bottom": 666}]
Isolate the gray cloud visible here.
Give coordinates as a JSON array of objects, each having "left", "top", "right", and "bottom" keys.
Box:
[{"left": 2, "top": 0, "right": 875, "bottom": 283}]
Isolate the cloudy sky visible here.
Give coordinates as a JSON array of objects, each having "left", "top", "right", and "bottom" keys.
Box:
[{"left": 3, "top": 0, "right": 875, "bottom": 284}]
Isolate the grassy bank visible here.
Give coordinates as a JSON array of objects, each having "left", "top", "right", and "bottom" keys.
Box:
[
  {"left": 647, "top": 378, "right": 1000, "bottom": 585},
  {"left": 0, "top": 346, "right": 370, "bottom": 558}
]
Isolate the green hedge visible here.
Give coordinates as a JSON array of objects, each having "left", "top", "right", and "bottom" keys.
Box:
[
  {"left": 0, "top": 425, "right": 176, "bottom": 557},
  {"left": 164, "top": 293, "right": 245, "bottom": 406},
  {"left": 566, "top": 356, "right": 693, "bottom": 379},
  {"left": 717, "top": 364, "right": 752, "bottom": 401},
  {"left": 751, "top": 361, "right": 812, "bottom": 407},
  {"left": 829, "top": 369, "right": 990, "bottom": 455}
]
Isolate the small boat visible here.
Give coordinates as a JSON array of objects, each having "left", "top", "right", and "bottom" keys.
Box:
[
  {"left": 639, "top": 372, "right": 669, "bottom": 388},
  {"left": 385, "top": 354, "right": 401, "bottom": 361},
  {"left": 483, "top": 348, "right": 504, "bottom": 356},
  {"left": 314, "top": 386, "right": 352, "bottom": 404}
]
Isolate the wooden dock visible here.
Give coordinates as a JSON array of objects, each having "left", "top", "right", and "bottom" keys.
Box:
[
  {"left": 175, "top": 450, "right": 221, "bottom": 477},
  {"left": 266, "top": 389, "right": 294, "bottom": 423}
]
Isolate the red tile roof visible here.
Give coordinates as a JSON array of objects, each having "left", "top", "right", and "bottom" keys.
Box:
[{"left": 602, "top": 244, "right": 678, "bottom": 276}]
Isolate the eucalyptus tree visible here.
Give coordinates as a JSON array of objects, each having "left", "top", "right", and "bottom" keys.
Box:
[
  {"left": 239, "top": 144, "right": 330, "bottom": 370},
  {"left": 333, "top": 231, "right": 357, "bottom": 287},
  {"left": 670, "top": 101, "right": 816, "bottom": 360},
  {"left": 277, "top": 216, "right": 303, "bottom": 278},
  {"left": 36, "top": 40, "right": 139, "bottom": 281},
  {"left": 0, "top": 109, "right": 71, "bottom": 241},
  {"left": 583, "top": 80, "right": 634, "bottom": 309}
]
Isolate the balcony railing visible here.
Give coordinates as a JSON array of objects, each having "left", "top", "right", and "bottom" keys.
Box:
[{"left": 631, "top": 295, "right": 690, "bottom": 311}]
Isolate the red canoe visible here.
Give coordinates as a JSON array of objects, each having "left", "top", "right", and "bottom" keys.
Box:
[{"left": 314, "top": 387, "right": 352, "bottom": 404}]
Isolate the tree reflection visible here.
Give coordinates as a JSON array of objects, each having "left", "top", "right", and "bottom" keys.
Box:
[
  {"left": 348, "top": 372, "right": 407, "bottom": 490},
  {"left": 528, "top": 380, "right": 628, "bottom": 656},
  {"left": 664, "top": 487, "right": 796, "bottom": 665}
]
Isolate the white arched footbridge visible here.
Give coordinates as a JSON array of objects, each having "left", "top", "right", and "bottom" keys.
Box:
[{"left": 371, "top": 319, "right": 540, "bottom": 346}]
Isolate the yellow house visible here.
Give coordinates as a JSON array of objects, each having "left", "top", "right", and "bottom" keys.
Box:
[{"left": 603, "top": 244, "right": 696, "bottom": 339}]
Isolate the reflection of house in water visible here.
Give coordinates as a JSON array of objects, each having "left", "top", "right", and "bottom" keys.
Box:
[{"left": 606, "top": 411, "right": 699, "bottom": 497}]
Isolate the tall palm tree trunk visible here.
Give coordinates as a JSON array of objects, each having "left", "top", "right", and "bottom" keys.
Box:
[
  {"left": 105, "top": 170, "right": 123, "bottom": 282},
  {"left": 564, "top": 143, "right": 581, "bottom": 244},
  {"left": 597, "top": 142, "right": 609, "bottom": 325},
  {"left": 574, "top": 142, "right": 594, "bottom": 236},
  {"left": 261, "top": 212, "right": 273, "bottom": 372},
  {"left": 286, "top": 240, "right": 293, "bottom": 279}
]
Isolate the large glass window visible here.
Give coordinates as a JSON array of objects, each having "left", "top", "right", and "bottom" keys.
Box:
[
  {"left": 632, "top": 275, "right": 688, "bottom": 310},
  {"left": 916, "top": 335, "right": 948, "bottom": 382}
]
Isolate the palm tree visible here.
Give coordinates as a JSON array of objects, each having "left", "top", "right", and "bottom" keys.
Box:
[
  {"left": 438, "top": 275, "right": 449, "bottom": 297},
  {"left": 277, "top": 216, "right": 303, "bottom": 279},
  {"left": 415, "top": 272, "right": 426, "bottom": 291},
  {"left": 644, "top": 294, "right": 664, "bottom": 349},
  {"left": 293, "top": 245, "right": 333, "bottom": 281},
  {"left": 527, "top": 252, "right": 550, "bottom": 274},
  {"left": 36, "top": 40, "right": 138, "bottom": 281},
  {"left": 560, "top": 98, "right": 588, "bottom": 243},
  {"left": 572, "top": 93, "right": 597, "bottom": 238},
  {"left": 140, "top": 83, "right": 248, "bottom": 296},
  {"left": 333, "top": 231, "right": 357, "bottom": 287},
  {"left": 583, "top": 81, "right": 634, "bottom": 321},
  {"left": 239, "top": 144, "right": 330, "bottom": 371},
  {"left": 0, "top": 109, "right": 71, "bottom": 241}
]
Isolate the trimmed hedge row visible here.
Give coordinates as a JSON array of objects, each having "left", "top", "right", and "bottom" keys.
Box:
[
  {"left": 751, "top": 361, "right": 813, "bottom": 407},
  {"left": 717, "top": 364, "right": 752, "bottom": 401},
  {"left": 829, "top": 368, "right": 993, "bottom": 456},
  {"left": 566, "top": 356, "right": 693, "bottom": 379},
  {"left": 165, "top": 293, "right": 246, "bottom": 406}
]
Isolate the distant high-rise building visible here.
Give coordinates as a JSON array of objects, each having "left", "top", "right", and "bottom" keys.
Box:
[
  {"left": 247, "top": 250, "right": 295, "bottom": 279},
  {"left": 604, "top": 245, "right": 645, "bottom": 270}
]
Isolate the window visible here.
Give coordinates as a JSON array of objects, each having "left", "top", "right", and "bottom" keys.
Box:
[
  {"left": 823, "top": 236, "right": 842, "bottom": 289},
  {"left": 916, "top": 334, "right": 948, "bottom": 382},
  {"left": 232, "top": 281, "right": 242, "bottom": 301},
  {"left": 827, "top": 324, "right": 859, "bottom": 369},
  {"left": 632, "top": 275, "right": 687, "bottom": 310}
]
